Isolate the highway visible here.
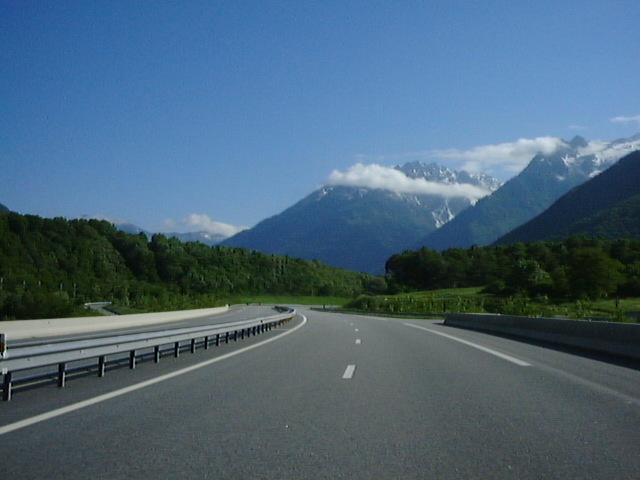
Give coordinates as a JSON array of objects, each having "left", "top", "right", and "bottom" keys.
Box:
[{"left": 1, "top": 307, "right": 639, "bottom": 479}]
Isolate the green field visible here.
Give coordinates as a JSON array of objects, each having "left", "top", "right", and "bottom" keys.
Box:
[{"left": 343, "top": 287, "right": 640, "bottom": 322}]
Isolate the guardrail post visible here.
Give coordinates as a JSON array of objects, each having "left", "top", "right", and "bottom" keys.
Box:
[
  {"left": 0, "top": 333, "right": 6, "bottom": 359},
  {"left": 225, "top": 332, "right": 230, "bottom": 344},
  {"left": 190, "top": 339, "right": 196, "bottom": 354},
  {"left": 129, "top": 350, "right": 137, "bottom": 369},
  {"left": 215, "top": 333, "right": 220, "bottom": 346},
  {"left": 154, "top": 346, "right": 161, "bottom": 363},
  {"left": 204, "top": 336, "right": 209, "bottom": 350},
  {"left": 3, "top": 371, "right": 12, "bottom": 401},
  {"left": 58, "top": 363, "right": 66, "bottom": 388},
  {"left": 98, "top": 356, "right": 106, "bottom": 377},
  {"left": 174, "top": 342, "right": 180, "bottom": 357}
]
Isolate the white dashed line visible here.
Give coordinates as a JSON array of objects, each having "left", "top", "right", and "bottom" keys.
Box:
[{"left": 342, "top": 364, "right": 356, "bottom": 379}]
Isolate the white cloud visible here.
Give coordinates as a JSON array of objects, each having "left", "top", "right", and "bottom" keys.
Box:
[
  {"left": 610, "top": 115, "right": 640, "bottom": 126},
  {"left": 163, "top": 214, "right": 247, "bottom": 237},
  {"left": 429, "top": 137, "right": 568, "bottom": 176},
  {"left": 354, "top": 136, "right": 568, "bottom": 180},
  {"left": 324, "top": 163, "right": 491, "bottom": 201}
]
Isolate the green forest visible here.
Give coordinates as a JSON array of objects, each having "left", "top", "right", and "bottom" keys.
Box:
[
  {"left": 386, "top": 236, "right": 640, "bottom": 300},
  {"left": 0, "top": 212, "right": 379, "bottom": 320},
  {"left": 3, "top": 209, "right": 640, "bottom": 321}
]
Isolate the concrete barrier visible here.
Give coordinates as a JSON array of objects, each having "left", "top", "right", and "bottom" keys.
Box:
[
  {"left": 444, "top": 313, "right": 640, "bottom": 360},
  {"left": 0, "top": 306, "right": 230, "bottom": 340}
]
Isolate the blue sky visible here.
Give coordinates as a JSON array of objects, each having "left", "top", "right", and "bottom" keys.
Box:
[{"left": 2, "top": 1, "right": 639, "bottom": 235}]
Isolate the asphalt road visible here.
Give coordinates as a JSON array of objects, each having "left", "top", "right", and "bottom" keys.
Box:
[{"left": 1, "top": 307, "right": 639, "bottom": 479}]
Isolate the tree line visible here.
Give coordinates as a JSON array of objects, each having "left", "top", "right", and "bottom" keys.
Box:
[
  {"left": 385, "top": 236, "right": 640, "bottom": 300},
  {"left": 0, "top": 212, "right": 379, "bottom": 319}
]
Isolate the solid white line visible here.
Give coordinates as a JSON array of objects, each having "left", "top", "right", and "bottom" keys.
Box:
[
  {"left": 404, "top": 323, "right": 531, "bottom": 367},
  {"left": 0, "top": 315, "right": 308, "bottom": 436},
  {"left": 342, "top": 364, "right": 356, "bottom": 379}
]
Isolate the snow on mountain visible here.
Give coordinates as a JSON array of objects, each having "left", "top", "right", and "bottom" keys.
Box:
[
  {"left": 222, "top": 162, "right": 502, "bottom": 273},
  {"left": 419, "top": 133, "right": 640, "bottom": 251}
]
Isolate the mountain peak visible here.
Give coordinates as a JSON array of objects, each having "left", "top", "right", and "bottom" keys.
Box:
[
  {"left": 569, "top": 135, "right": 589, "bottom": 148},
  {"left": 419, "top": 134, "right": 640, "bottom": 251}
]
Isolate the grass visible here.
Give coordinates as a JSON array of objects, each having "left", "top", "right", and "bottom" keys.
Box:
[
  {"left": 343, "top": 287, "right": 640, "bottom": 322},
  {"left": 105, "top": 294, "right": 352, "bottom": 316},
  {"left": 225, "top": 294, "right": 352, "bottom": 307}
]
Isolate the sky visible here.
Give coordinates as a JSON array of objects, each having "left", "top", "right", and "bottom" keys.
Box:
[{"left": 2, "top": 1, "right": 639, "bottom": 236}]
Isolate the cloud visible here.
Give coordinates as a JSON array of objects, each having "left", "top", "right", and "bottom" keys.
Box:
[
  {"left": 429, "top": 137, "right": 568, "bottom": 176},
  {"left": 163, "top": 214, "right": 247, "bottom": 237},
  {"left": 324, "top": 163, "right": 491, "bottom": 201},
  {"left": 610, "top": 115, "right": 640, "bottom": 126},
  {"left": 354, "top": 136, "right": 568, "bottom": 180}
]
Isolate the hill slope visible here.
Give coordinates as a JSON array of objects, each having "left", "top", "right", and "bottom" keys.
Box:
[
  {"left": 495, "top": 150, "right": 640, "bottom": 244},
  {"left": 0, "top": 212, "right": 373, "bottom": 319}
]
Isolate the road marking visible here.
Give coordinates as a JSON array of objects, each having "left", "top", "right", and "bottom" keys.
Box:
[
  {"left": 404, "top": 323, "right": 531, "bottom": 367},
  {"left": 0, "top": 316, "right": 308, "bottom": 436},
  {"left": 354, "top": 328, "right": 359, "bottom": 332},
  {"left": 355, "top": 339, "right": 361, "bottom": 345},
  {"left": 342, "top": 364, "right": 356, "bottom": 379}
]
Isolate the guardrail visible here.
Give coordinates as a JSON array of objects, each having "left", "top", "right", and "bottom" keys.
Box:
[
  {"left": 445, "top": 313, "right": 640, "bottom": 360},
  {"left": 0, "top": 308, "right": 295, "bottom": 401}
]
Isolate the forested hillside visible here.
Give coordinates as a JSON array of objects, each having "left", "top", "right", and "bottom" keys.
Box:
[
  {"left": 496, "top": 150, "right": 640, "bottom": 245},
  {"left": 386, "top": 237, "right": 640, "bottom": 300},
  {"left": 0, "top": 212, "right": 376, "bottom": 319}
]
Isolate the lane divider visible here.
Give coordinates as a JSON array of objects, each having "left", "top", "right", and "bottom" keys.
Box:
[
  {"left": 342, "top": 364, "right": 356, "bottom": 379},
  {"left": 0, "top": 315, "right": 308, "bottom": 436},
  {"left": 404, "top": 323, "right": 531, "bottom": 367}
]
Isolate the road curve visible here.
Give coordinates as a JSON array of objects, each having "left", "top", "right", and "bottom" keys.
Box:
[{"left": 1, "top": 307, "right": 639, "bottom": 479}]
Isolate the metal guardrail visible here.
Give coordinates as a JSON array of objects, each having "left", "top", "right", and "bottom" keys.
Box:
[{"left": 0, "top": 308, "right": 295, "bottom": 401}]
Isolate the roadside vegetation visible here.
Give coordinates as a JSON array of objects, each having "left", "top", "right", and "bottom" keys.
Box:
[
  {"left": 3, "top": 211, "right": 639, "bottom": 323},
  {"left": 0, "top": 212, "right": 378, "bottom": 319},
  {"left": 344, "top": 288, "right": 640, "bottom": 322},
  {"left": 347, "top": 237, "right": 640, "bottom": 322}
]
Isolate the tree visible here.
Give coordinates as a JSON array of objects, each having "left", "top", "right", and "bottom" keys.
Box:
[{"left": 568, "top": 247, "right": 623, "bottom": 299}]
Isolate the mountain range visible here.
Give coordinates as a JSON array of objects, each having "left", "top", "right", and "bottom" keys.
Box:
[
  {"left": 495, "top": 149, "right": 640, "bottom": 244},
  {"left": 4, "top": 134, "right": 639, "bottom": 275},
  {"left": 222, "top": 135, "right": 640, "bottom": 272},
  {"left": 418, "top": 135, "right": 640, "bottom": 251},
  {"left": 220, "top": 162, "right": 501, "bottom": 273},
  {"left": 73, "top": 215, "right": 225, "bottom": 246}
]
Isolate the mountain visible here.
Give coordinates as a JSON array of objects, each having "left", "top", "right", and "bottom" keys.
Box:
[
  {"left": 418, "top": 134, "right": 640, "bottom": 251},
  {"left": 164, "top": 231, "right": 227, "bottom": 246},
  {"left": 0, "top": 203, "right": 9, "bottom": 214},
  {"left": 495, "top": 149, "right": 640, "bottom": 244},
  {"left": 221, "top": 162, "right": 500, "bottom": 273},
  {"left": 80, "top": 215, "right": 226, "bottom": 246}
]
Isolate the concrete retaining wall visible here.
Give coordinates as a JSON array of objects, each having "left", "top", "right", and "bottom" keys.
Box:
[
  {"left": 445, "top": 313, "right": 640, "bottom": 360},
  {"left": 0, "top": 306, "right": 230, "bottom": 340}
]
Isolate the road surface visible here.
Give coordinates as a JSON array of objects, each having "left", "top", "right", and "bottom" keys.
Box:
[{"left": 1, "top": 307, "right": 639, "bottom": 479}]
